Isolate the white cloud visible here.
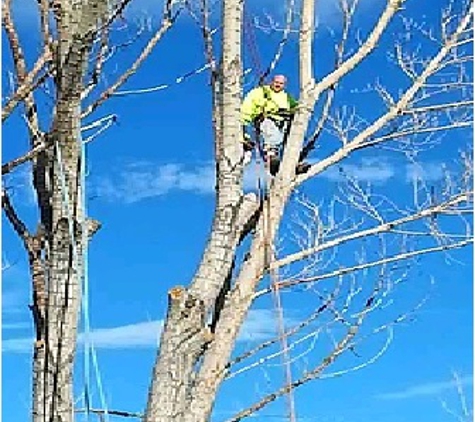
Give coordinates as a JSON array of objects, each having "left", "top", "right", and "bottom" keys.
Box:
[
  {"left": 94, "top": 156, "right": 450, "bottom": 203},
  {"left": 405, "top": 162, "right": 446, "bottom": 183},
  {"left": 319, "top": 157, "right": 449, "bottom": 185},
  {"left": 376, "top": 376, "right": 473, "bottom": 400},
  {"left": 93, "top": 160, "right": 267, "bottom": 203},
  {"left": 3, "top": 308, "right": 295, "bottom": 353},
  {"left": 80, "top": 320, "right": 163, "bottom": 349},
  {"left": 2, "top": 337, "right": 32, "bottom": 353},
  {"left": 92, "top": 162, "right": 216, "bottom": 203},
  {"left": 2, "top": 290, "right": 27, "bottom": 315},
  {"left": 239, "top": 308, "right": 295, "bottom": 341},
  {"left": 321, "top": 157, "right": 396, "bottom": 184},
  {"left": 2, "top": 320, "right": 162, "bottom": 353}
]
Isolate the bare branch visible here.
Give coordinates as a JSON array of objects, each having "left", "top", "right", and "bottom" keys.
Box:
[
  {"left": 300, "top": 0, "right": 359, "bottom": 159},
  {"left": 75, "top": 408, "right": 143, "bottom": 419},
  {"left": 272, "top": 192, "right": 470, "bottom": 271},
  {"left": 272, "top": 239, "right": 472, "bottom": 293},
  {"left": 298, "top": 3, "right": 473, "bottom": 183},
  {"left": 2, "top": 142, "right": 47, "bottom": 175},
  {"left": 2, "top": 0, "right": 51, "bottom": 122},
  {"left": 225, "top": 316, "right": 363, "bottom": 422},
  {"left": 81, "top": 16, "right": 178, "bottom": 118},
  {"left": 2, "top": 188, "right": 32, "bottom": 251}
]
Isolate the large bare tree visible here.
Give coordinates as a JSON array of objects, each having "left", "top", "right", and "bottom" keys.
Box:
[{"left": 2, "top": 0, "right": 473, "bottom": 421}]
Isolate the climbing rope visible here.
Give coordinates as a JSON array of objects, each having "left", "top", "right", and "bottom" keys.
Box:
[
  {"left": 264, "top": 164, "right": 297, "bottom": 422},
  {"left": 245, "top": 11, "right": 297, "bottom": 420},
  {"left": 252, "top": 123, "right": 297, "bottom": 422}
]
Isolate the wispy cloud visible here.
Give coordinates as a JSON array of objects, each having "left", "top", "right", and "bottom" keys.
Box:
[
  {"left": 2, "top": 263, "right": 31, "bottom": 318},
  {"left": 3, "top": 166, "right": 36, "bottom": 206},
  {"left": 92, "top": 161, "right": 267, "bottom": 203},
  {"left": 405, "top": 162, "right": 447, "bottom": 183},
  {"left": 320, "top": 156, "right": 450, "bottom": 185},
  {"left": 3, "top": 308, "right": 295, "bottom": 353},
  {"left": 92, "top": 162, "right": 216, "bottom": 203},
  {"left": 92, "top": 156, "right": 449, "bottom": 203},
  {"left": 376, "top": 376, "right": 473, "bottom": 400},
  {"left": 320, "top": 157, "right": 396, "bottom": 184},
  {"left": 80, "top": 320, "right": 162, "bottom": 349}
]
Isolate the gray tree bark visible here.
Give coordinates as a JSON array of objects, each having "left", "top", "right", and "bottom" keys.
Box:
[{"left": 29, "top": 3, "right": 109, "bottom": 422}]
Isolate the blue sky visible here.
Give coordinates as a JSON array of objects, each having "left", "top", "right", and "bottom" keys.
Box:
[{"left": 2, "top": 0, "right": 473, "bottom": 421}]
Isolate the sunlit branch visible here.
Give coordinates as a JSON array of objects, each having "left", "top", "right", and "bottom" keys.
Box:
[
  {"left": 2, "top": 143, "right": 47, "bottom": 175},
  {"left": 363, "top": 121, "right": 472, "bottom": 148},
  {"left": 298, "top": 4, "right": 473, "bottom": 184},
  {"left": 401, "top": 100, "right": 473, "bottom": 114},
  {"left": 225, "top": 283, "right": 341, "bottom": 371},
  {"left": 271, "top": 193, "right": 469, "bottom": 271},
  {"left": 226, "top": 313, "right": 365, "bottom": 422},
  {"left": 261, "top": 0, "right": 296, "bottom": 81},
  {"left": 2, "top": 0, "right": 51, "bottom": 122},
  {"left": 81, "top": 14, "right": 179, "bottom": 118},
  {"left": 112, "top": 63, "right": 211, "bottom": 96},
  {"left": 82, "top": 25, "right": 110, "bottom": 100},
  {"left": 270, "top": 239, "right": 472, "bottom": 294},
  {"left": 83, "top": 116, "right": 117, "bottom": 144},
  {"left": 319, "top": 326, "right": 393, "bottom": 380},
  {"left": 300, "top": 0, "right": 358, "bottom": 159}
]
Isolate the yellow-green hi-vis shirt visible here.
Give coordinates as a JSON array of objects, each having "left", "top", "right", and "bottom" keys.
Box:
[{"left": 241, "top": 86, "right": 298, "bottom": 125}]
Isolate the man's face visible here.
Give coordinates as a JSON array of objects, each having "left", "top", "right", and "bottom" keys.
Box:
[{"left": 270, "top": 76, "right": 286, "bottom": 92}]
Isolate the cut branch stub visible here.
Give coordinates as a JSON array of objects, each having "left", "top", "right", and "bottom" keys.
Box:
[
  {"left": 87, "top": 218, "right": 101, "bottom": 240},
  {"left": 144, "top": 286, "right": 210, "bottom": 421}
]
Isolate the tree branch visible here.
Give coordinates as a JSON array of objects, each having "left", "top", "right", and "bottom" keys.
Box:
[
  {"left": 225, "top": 317, "right": 363, "bottom": 422},
  {"left": 2, "top": 142, "right": 47, "bottom": 175},
  {"left": 267, "top": 239, "right": 473, "bottom": 294},
  {"left": 298, "top": 3, "right": 473, "bottom": 184},
  {"left": 2, "top": 188, "right": 32, "bottom": 250},
  {"left": 81, "top": 16, "right": 177, "bottom": 118},
  {"left": 75, "top": 408, "right": 143, "bottom": 419},
  {"left": 271, "top": 192, "right": 470, "bottom": 270}
]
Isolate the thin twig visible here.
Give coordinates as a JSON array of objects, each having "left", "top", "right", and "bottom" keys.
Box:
[
  {"left": 81, "top": 14, "right": 179, "bottom": 118},
  {"left": 2, "top": 143, "right": 47, "bottom": 175},
  {"left": 272, "top": 239, "right": 472, "bottom": 293},
  {"left": 75, "top": 408, "right": 143, "bottom": 419}
]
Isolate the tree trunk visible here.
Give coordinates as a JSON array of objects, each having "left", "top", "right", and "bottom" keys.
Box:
[
  {"left": 144, "top": 0, "right": 246, "bottom": 420},
  {"left": 30, "top": 2, "right": 107, "bottom": 421}
]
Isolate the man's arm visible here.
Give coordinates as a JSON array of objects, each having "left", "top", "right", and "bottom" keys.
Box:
[
  {"left": 288, "top": 94, "right": 298, "bottom": 112},
  {"left": 240, "top": 88, "right": 261, "bottom": 124}
]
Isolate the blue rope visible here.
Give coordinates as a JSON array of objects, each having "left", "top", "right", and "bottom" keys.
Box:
[
  {"left": 79, "top": 140, "right": 92, "bottom": 422},
  {"left": 54, "top": 141, "right": 90, "bottom": 421},
  {"left": 79, "top": 138, "right": 109, "bottom": 422},
  {"left": 55, "top": 136, "right": 109, "bottom": 421}
]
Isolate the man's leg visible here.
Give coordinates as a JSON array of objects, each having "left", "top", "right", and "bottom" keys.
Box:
[
  {"left": 260, "top": 118, "right": 284, "bottom": 175},
  {"left": 241, "top": 127, "right": 256, "bottom": 166}
]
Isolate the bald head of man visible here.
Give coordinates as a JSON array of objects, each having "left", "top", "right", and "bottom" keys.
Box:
[{"left": 270, "top": 74, "right": 287, "bottom": 92}]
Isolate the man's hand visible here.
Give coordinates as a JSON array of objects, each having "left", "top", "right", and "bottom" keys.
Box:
[{"left": 242, "top": 132, "right": 255, "bottom": 152}]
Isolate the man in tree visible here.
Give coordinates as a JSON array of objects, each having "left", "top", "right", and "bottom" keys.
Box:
[{"left": 241, "top": 74, "right": 310, "bottom": 175}]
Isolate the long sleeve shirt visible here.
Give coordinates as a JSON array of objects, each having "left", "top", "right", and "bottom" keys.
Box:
[{"left": 240, "top": 86, "right": 298, "bottom": 125}]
